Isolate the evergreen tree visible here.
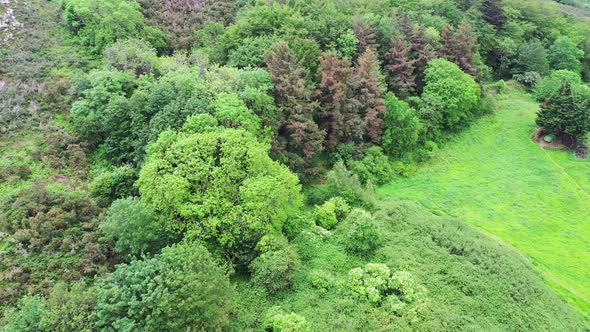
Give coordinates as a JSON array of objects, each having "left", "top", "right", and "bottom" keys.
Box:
[
  {"left": 353, "top": 16, "right": 379, "bottom": 57},
  {"left": 480, "top": 0, "right": 505, "bottom": 30},
  {"left": 384, "top": 36, "right": 417, "bottom": 98},
  {"left": 409, "top": 27, "right": 437, "bottom": 92},
  {"left": 317, "top": 52, "right": 354, "bottom": 151},
  {"left": 352, "top": 49, "right": 386, "bottom": 145},
  {"left": 265, "top": 42, "right": 325, "bottom": 172},
  {"left": 440, "top": 24, "right": 478, "bottom": 76},
  {"left": 536, "top": 81, "right": 590, "bottom": 144}
]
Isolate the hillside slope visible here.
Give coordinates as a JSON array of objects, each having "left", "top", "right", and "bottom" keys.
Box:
[{"left": 379, "top": 85, "right": 590, "bottom": 315}]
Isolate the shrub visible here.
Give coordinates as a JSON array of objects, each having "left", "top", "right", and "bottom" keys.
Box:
[
  {"left": 249, "top": 245, "right": 301, "bottom": 294},
  {"left": 348, "top": 263, "right": 392, "bottom": 304},
  {"left": 348, "top": 146, "right": 394, "bottom": 185},
  {"left": 0, "top": 182, "right": 109, "bottom": 303},
  {"left": 312, "top": 196, "right": 350, "bottom": 229},
  {"left": 495, "top": 80, "right": 506, "bottom": 94},
  {"left": 307, "top": 161, "right": 376, "bottom": 209},
  {"left": 348, "top": 263, "right": 427, "bottom": 306},
  {"left": 536, "top": 81, "right": 590, "bottom": 144},
  {"left": 100, "top": 197, "right": 166, "bottom": 260},
  {"left": 89, "top": 165, "right": 136, "bottom": 205},
  {"left": 181, "top": 113, "right": 220, "bottom": 133},
  {"left": 1, "top": 295, "right": 48, "bottom": 332},
  {"left": 339, "top": 208, "right": 381, "bottom": 255},
  {"left": 45, "top": 282, "right": 96, "bottom": 332},
  {"left": 513, "top": 71, "right": 541, "bottom": 88},
  {"left": 94, "top": 242, "right": 235, "bottom": 331},
  {"left": 264, "top": 307, "right": 308, "bottom": 332},
  {"left": 548, "top": 36, "right": 585, "bottom": 74},
  {"left": 63, "top": 0, "right": 165, "bottom": 54},
  {"left": 209, "top": 92, "right": 261, "bottom": 135}
]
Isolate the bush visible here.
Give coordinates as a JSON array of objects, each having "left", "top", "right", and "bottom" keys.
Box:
[
  {"left": 100, "top": 197, "right": 166, "bottom": 259},
  {"left": 1, "top": 296, "right": 48, "bottom": 332},
  {"left": 0, "top": 182, "right": 108, "bottom": 304},
  {"left": 250, "top": 245, "right": 301, "bottom": 294},
  {"left": 536, "top": 81, "right": 590, "bottom": 144},
  {"left": 306, "top": 161, "right": 376, "bottom": 209},
  {"left": 264, "top": 307, "right": 308, "bottom": 332},
  {"left": 548, "top": 36, "right": 585, "bottom": 74},
  {"left": 348, "top": 146, "right": 393, "bottom": 185},
  {"left": 89, "top": 165, "right": 136, "bottom": 205},
  {"left": 63, "top": 0, "right": 165, "bottom": 54},
  {"left": 313, "top": 196, "right": 351, "bottom": 229},
  {"left": 513, "top": 71, "right": 541, "bottom": 88},
  {"left": 339, "top": 208, "right": 381, "bottom": 255},
  {"left": 348, "top": 263, "right": 427, "bottom": 306},
  {"left": 45, "top": 282, "right": 96, "bottom": 332},
  {"left": 94, "top": 242, "right": 235, "bottom": 331},
  {"left": 495, "top": 80, "right": 507, "bottom": 94}
]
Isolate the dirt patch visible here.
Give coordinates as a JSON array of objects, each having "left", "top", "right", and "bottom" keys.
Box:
[{"left": 532, "top": 128, "right": 566, "bottom": 150}]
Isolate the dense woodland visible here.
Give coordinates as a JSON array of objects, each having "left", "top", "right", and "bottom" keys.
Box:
[{"left": 1, "top": 0, "right": 590, "bottom": 330}]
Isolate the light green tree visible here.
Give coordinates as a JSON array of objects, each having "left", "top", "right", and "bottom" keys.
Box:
[{"left": 137, "top": 128, "right": 303, "bottom": 262}]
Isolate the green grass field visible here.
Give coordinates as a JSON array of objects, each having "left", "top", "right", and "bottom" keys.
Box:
[{"left": 379, "top": 85, "right": 590, "bottom": 316}]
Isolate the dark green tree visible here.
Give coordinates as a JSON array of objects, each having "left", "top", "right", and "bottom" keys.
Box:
[
  {"left": 536, "top": 81, "right": 590, "bottom": 144},
  {"left": 94, "top": 242, "right": 235, "bottom": 331}
]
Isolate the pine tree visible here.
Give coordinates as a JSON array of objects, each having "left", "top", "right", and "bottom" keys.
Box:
[
  {"left": 439, "top": 24, "right": 477, "bottom": 76},
  {"left": 265, "top": 42, "right": 325, "bottom": 172},
  {"left": 353, "top": 16, "right": 379, "bottom": 57},
  {"left": 480, "top": 0, "right": 505, "bottom": 30},
  {"left": 316, "top": 52, "right": 354, "bottom": 151},
  {"left": 352, "top": 49, "right": 386, "bottom": 145},
  {"left": 410, "top": 27, "right": 436, "bottom": 92},
  {"left": 536, "top": 81, "right": 590, "bottom": 145},
  {"left": 384, "top": 36, "right": 417, "bottom": 98}
]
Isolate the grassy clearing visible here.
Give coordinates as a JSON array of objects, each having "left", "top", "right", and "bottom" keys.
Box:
[{"left": 379, "top": 85, "right": 590, "bottom": 316}]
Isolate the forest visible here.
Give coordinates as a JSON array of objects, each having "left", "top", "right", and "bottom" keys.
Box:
[{"left": 0, "top": 0, "right": 589, "bottom": 330}]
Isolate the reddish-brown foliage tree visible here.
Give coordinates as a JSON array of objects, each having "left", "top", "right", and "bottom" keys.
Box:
[
  {"left": 439, "top": 24, "right": 478, "bottom": 75},
  {"left": 352, "top": 49, "right": 386, "bottom": 145},
  {"left": 265, "top": 42, "right": 325, "bottom": 172},
  {"left": 409, "top": 26, "right": 437, "bottom": 92},
  {"left": 353, "top": 16, "right": 379, "bottom": 57},
  {"left": 139, "top": 0, "right": 238, "bottom": 51},
  {"left": 316, "top": 52, "right": 354, "bottom": 151},
  {"left": 384, "top": 37, "right": 417, "bottom": 98}
]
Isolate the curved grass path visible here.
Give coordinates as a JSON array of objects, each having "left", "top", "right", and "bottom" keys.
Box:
[{"left": 379, "top": 86, "right": 590, "bottom": 316}]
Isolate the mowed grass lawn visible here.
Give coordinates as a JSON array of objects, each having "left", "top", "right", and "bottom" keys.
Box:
[{"left": 379, "top": 86, "right": 590, "bottom": 316}]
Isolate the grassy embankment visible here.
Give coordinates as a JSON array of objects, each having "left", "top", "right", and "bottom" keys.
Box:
[{"left": 379, "top": 85, "right": 590, "bottom": 316}]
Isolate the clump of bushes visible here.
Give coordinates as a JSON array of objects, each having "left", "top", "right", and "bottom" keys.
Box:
[
  {"left": 338, "top": 208, "right": 381, "bottom": 255},
  {"left": 264, "top": 307, "right": 308, "bottom": 332},
  {"left": 312, "top": 196, "right": 350, "bottom": 229},
  {"left": 249, "top": 240, "right": 301, "bottom": 294},
  {"left": 348, "top": 263, "right": 428, "bottom": 317},
  {"left": 94, "top": 242, "right": 235, "bottom": 331}
]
